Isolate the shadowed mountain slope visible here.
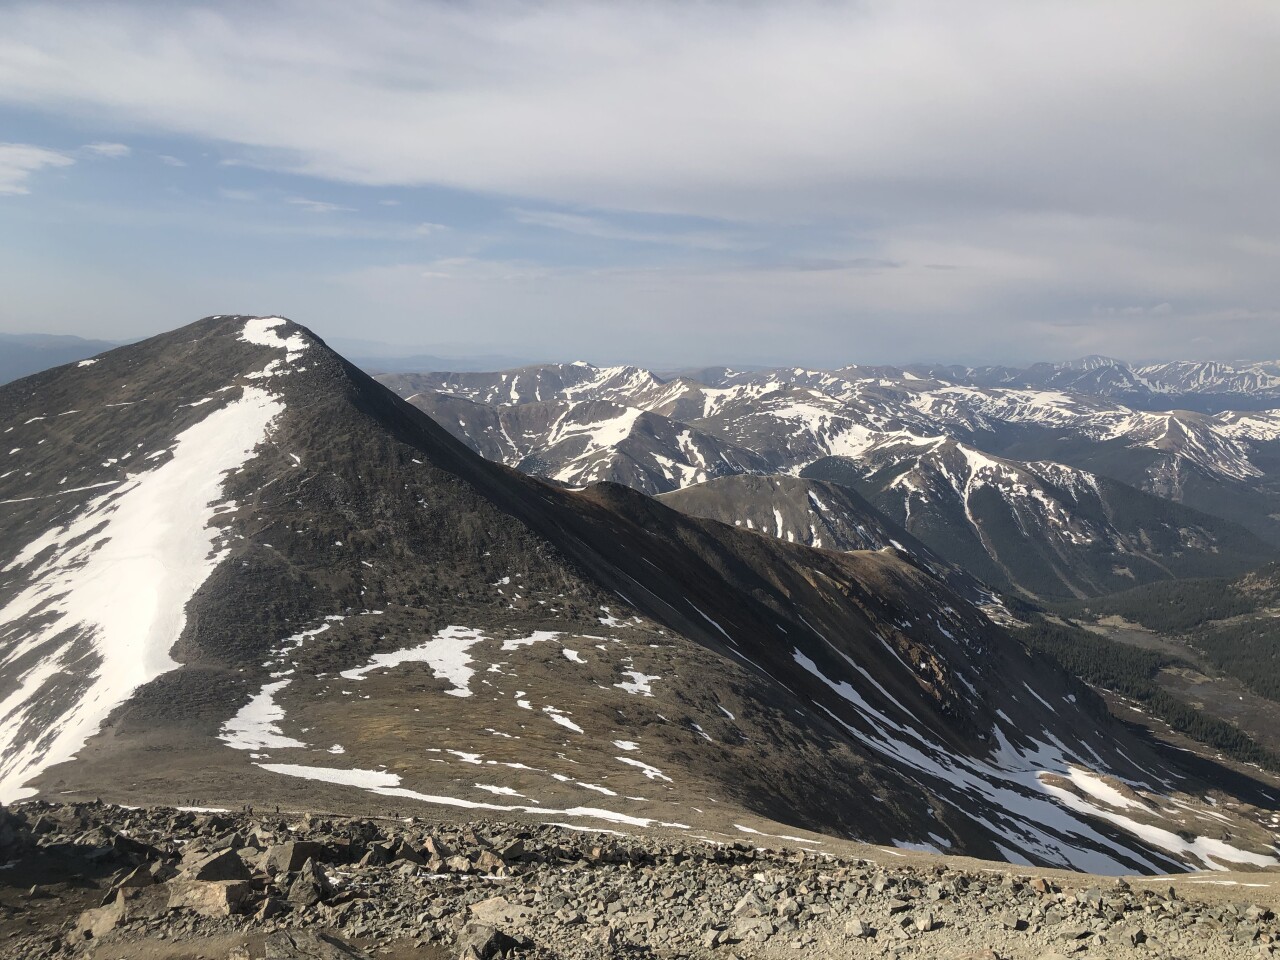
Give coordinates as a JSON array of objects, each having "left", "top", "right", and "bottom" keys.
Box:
[
  {"left": 802, "top": 441, "right": 1275, "bottom": 599},
  {"left": 656, "top": 474, "right": 1001, "bottom": 612}
]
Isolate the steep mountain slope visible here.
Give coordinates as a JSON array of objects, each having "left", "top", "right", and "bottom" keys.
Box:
[
  {"left": 0, "top": 317, "right": 1275, "bottom": 874},
  {"left": 658, "top": 475, "right": 911, "bottom": 554},
  {"left": 380, "top": 363, "right": 697, "bottom": 412},
  {"left": 801, "top": 441, "right": 1275, "bottom": 599},
  {"left": 403, "top": 390, "right": 770, "bottom": 493},
  {"left": 657, "top": 474, "right": 1001, "bottom": 614}
]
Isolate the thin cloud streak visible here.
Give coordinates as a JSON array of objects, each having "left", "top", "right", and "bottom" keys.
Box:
[
  {"left": 286, "top": 196, "right": 355, "bottom": 213},
  {"left": 510, "top": 208, "right": 751, "bottom": 251},
  {"left": 83, "top": 141, "right": 130, "bottom": 158}
]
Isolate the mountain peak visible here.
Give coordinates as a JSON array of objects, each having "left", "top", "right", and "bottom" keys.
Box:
[{"left": 1061, "top": 354, "right": 1125, "bottom": 371}]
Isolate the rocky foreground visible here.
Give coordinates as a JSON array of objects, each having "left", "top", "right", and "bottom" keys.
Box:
[{"left": 0, "top": 803, "right": 1276, "bottom": 960}]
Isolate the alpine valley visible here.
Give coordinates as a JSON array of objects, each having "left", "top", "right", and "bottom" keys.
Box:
[{"left": 4, "top": 317, "right": 1280, "bottom": 960}]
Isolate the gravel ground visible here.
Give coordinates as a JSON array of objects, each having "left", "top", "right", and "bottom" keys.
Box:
[{"left": 2, "top": 801, "right": 1278, "bottom": 959}]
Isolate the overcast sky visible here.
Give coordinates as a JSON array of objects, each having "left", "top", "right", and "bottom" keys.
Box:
[{"left": 1, "top": 1, "right": 1278, "bottom": 367}]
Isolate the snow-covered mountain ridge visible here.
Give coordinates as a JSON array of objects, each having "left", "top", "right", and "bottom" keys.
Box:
[
  {"left": 379, "top": 361, "right": 1280, "bottom": 597},
  {"left": 381, "top": 362, "right": 1280, "bottom": 491}
]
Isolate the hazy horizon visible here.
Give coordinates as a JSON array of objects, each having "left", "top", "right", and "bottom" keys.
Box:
[{"left": 7, "top": 321, "right": 1280, "bottom": 375}]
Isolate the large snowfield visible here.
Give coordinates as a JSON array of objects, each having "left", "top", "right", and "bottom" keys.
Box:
[{"left": 0, "top": 324, "right": 298, "bottom": 802}]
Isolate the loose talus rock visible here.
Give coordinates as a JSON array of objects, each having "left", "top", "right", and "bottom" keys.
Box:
[{"left": 2, "top": 800, "right": 1276, "bottom": 960}]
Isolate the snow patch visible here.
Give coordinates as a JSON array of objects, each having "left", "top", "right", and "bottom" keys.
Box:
[
  {"left": 614, "top": 670, "right": 659, "bottom": 697},
  {"left": 501, "top": 630, "right": 562, "bottom": 651},
  {"left": 257, "top": 762, "right": 685, "bottom": 828},
  {"left": 219, "top": 680, "right": 306, "bottom": 751},
  {"left": 239, "top": 317, "right": 309, "bottom": 363},
  {"left": 0, "top": 387, "right": 282, "bottom": 802},
  {"left": 338, "top": 626, "right": 486, "bottom": 697},
  {"left": 617, "top": 757, "right": 672, "bottom": 782},
  {"left": 542, "top": 706, "right": 584, "bottom": 733}
]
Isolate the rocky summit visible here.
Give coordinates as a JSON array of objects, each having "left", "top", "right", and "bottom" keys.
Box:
[{"left": 2, "top": 801, "right": 1278, "bottom": 960}]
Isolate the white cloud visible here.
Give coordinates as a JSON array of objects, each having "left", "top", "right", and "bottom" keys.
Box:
[
  {"left": 0, "top": 142, "right": 73, "bottom": 195},
  {"left": 83, "top": 141, "right": 130, "bottom": 158},
  {"left": 158, "top": 154, "right": 187, "bottom": 167},
  {"left": 0, "top": 2, "right": 1270, "bottom": 220},
  {"left": 0, "top": 1, "right": 1278, "bottom": 358}
]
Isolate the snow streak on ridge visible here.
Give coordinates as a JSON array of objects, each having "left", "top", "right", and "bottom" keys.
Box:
[{"left": 0, "top": 386, "right": 283, "bottom": 802}]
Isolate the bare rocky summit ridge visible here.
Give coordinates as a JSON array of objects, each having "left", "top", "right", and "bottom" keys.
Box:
[
  {"left": 2, "top": 801, "right": 1278, "bottom": 960},
  {"left": 0, "top": 316, "right": 1276, "bottom": 884}
]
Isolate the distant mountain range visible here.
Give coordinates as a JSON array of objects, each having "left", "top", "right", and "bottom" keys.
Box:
[
  {"left": 380, "top": 360, "right": 1280, "bottom": 599},
  {"left": 11, "top": 334, "right": 1280, "bottom": 409},
  {"left": 3, "top": 316, "right": 1275, "bottom": 874},
  {"left": 920, "top": 356, "right": 1280, "bottom": 412},
  {"left": 0, "top": 332, "right": 119, "bottom": 385}
]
